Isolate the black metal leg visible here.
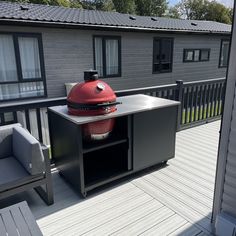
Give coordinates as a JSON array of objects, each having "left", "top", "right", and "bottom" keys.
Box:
[
  {"left": 34, "top": 184, "right": 54, "bottom": 205},
  {"left": 36, "top": 144, "right": 54, "bottom": 205}
]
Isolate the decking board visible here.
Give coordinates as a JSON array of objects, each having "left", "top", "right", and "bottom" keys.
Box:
[
  {"left": 140, "top": 214, "right": 187, "bottom": 236},
  {"left": 133, "top": 178, "right": 212, "bottom": 233},
  {"left": 151, "top": 171, "right": 213, "bottom": 206},
  {"left": 162, "top": 164, "right": 215, "bottom": 191},
  {"left": 159, "top": 168, "right": 214, "bottom": 199},
  {"left": 168, "top": 222, "right": 202, "bottom": 236},
  {"left": 112, "top": 207, "right": 175, "bottom": 236},
  {"left": 82, "top": 200, "right": 164, "bottom": 236}
]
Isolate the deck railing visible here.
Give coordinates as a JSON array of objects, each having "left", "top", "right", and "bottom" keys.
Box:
[
  {"left": 116, "top": 78, "right": 226, "bottom": 130},
  {"left": 180, "top": 78, "right": 225, "bottom": 129},
  {"left": 0, "top": 78, "right": 226, "bottom": 144}
]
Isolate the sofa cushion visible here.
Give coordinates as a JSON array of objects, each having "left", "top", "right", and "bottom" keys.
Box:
[
  {"left": 0, "top": 156, "right": 28, "bottom": 183},
  {"left": 0, "top": 128, "right": 12, "bottom": 159},
  {"left": 0, "top": 124, "right": 22, "bottom": 159},
  {"left": 0, "top": 157, "right": 43, "bottom": 193},
  {"left": 13, "top": 126, "right": 45, "bottom": 175}
]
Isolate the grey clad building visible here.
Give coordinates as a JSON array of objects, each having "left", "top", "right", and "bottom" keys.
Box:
[{"left": 0, "top": 1, "right": 231, "bottom": 101}]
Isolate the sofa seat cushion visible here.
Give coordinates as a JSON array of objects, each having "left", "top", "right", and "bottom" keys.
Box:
[{"left": 0, "top": 157, "right": 43, "bottom": 193}]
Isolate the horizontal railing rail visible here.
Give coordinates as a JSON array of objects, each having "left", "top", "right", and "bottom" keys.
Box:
[
  {"left": 116, "top": 83, "right": 177, "bottom": 100},
  {"left": 183, "top": 78, "right": 225, "bottom": 87},
  {"left": 0, "top": 77, "right": 226, "bottom": 145}
]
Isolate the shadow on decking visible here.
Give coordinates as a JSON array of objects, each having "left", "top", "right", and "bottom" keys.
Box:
[{"left": 0, "top": 162, "right": 168, "bottom": 219}]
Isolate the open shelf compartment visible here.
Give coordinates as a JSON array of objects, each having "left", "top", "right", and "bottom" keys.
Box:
[
  {"left": 82, "top": 116, "right": 129, "bottom": 152},
  {"left": 83, "top": 142, "right": 129, "bottom": 187}
]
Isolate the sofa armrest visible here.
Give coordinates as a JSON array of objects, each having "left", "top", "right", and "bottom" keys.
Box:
[
  {"left": 40, "top": 144, "right": 51, "bottom": 173},
  {"left": 41, "top": 144, "right": 49, "bottom": 160},
  {"left": 12, "top": 126, "right": 45, "bottom": 175}
]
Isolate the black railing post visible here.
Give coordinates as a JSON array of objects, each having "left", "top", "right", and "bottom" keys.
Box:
[{"left": 176, "top": 80, "right": 184, "bottom": 131}]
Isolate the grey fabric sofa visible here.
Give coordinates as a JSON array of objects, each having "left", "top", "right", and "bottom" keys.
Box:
[{"left": 0, "top": 124, "right": 53, "bottom": 205}]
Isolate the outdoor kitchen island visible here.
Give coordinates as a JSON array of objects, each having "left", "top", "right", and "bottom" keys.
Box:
[{"left": 48, "top": 94, "right": 180, "bottom": 197}]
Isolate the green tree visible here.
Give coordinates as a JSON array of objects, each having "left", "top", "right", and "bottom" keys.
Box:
[
  {"left": 204, "top": 1, "right": 232, "bottom": 24},
  {"left": 174, "top": 0, "right": 206, "bottom": 20},
  {"left": 81, "top": 0, "right": 114, "bottom": 11},
  {"left": 68, "top": 0, "right": 82, "bottom": 8},
  {"left": 135, "top": 0, "right": 168, "bottom": 17},
  {"left": 166, "top": 7, "right": 181, "bottom": 19},
  {"left": 173, "top": 0, "right": 232, "bottom": 23},
  {"left": 48, "top": 0, "right": 71, "bottom": 7},
  {"left": 104, "top": 0, "right": 114, "bottom": 11},
  {"left": 112, "top": 0, "right": 136, "bottom": 14}
]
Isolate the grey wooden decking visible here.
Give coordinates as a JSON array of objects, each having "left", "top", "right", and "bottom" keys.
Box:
[{"left": 0, "top": 121, "right": 220, "bottom": 236}]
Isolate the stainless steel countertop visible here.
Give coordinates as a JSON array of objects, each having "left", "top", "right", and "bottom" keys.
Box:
[{"left": 48, "top": 94, "right": 180, "bottom": 125}]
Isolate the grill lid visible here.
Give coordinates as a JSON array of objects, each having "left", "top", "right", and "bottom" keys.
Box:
[{"left": 67, "top": 70, "right": 117, "bottom": 107}]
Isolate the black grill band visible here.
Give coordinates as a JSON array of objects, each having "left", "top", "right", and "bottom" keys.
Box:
[{"left": 67, "top": 101, "right": 121, "bottom": 110}]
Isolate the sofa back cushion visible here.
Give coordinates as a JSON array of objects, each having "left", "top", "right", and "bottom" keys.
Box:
[
  {"left": 0, "top": 124, "right": 22, "bottom": 159},
  {"left": 12, "top": 126, "right": 45, "bottom": 175},
  {"left": 0, "top": 127, "right": 13, "bottom": 159}
]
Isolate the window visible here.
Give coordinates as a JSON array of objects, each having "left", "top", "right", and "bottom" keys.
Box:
[
  {"left": 194, "top": 50, "right": 200, "bottom": 61},
  {"left": 219, "top": 39, "right": 230, "bottom": 68},
  {"left": 184, "top": 50, "right": 194, "bottom": 62},
  {"left": 153, "top": 38, "right": 173, "bottom": 73},
  {"left": 0, "top": 33, "right": 46, "bottom": 101},
  {"left": 94, "top": 36, "right": 121, "bottom": 78},
  {"left": 200, "top": 49, "right": 210, "bottom": 61},
  {"left": 183, "top": 49, "right": 210, "bottom": 62}
]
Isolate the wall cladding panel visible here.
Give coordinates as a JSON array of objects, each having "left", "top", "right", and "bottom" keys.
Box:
[{"left": 0, "top": 26, "right": 228, "bottom": 97}]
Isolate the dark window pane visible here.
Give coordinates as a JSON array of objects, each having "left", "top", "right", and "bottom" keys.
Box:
[
  {"left": 200, "top": 50, "right": 210, "bottom": 61},
  {"left": 153, "top": 39, "right": 160, "bottom": 64},
  {"left": 153, "top": 38, "right": 173, "bottom": 73},
  {"left": 161, "top": 63, "right": 171, "bottom": 71},
  {"left": 161, "top": 39, "right": 172, "bottom": 63},
  {"left": 220, "top": 40, "right": 230, "bottom": 67}
]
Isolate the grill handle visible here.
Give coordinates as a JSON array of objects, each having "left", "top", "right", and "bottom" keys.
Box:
[{"left": 67, "top": 101, "right": 121, "bottom": 110}]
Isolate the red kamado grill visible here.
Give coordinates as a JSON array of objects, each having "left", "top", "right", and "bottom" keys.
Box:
[{"left": 67, "top": 70, "right": 120, "bottom": 141}]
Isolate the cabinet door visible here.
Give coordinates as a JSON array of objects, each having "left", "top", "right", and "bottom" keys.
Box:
[{"left": 133, "top": 106, "right": 177, "bottom": 171}]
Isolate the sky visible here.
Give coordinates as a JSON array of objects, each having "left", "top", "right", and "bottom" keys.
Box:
[{"left": 169, "top": 0, "right": 234, "bottom": 7}]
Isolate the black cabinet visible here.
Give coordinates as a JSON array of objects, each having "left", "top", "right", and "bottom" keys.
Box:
[
  {"left": 48, "top": 95, "right": 179, "bottom": 197},
  {"left": 133, "top": 107, "right": 177, "bottom": 171},
  {"left": 49, "top": 113, "right": 132, "bottom": 197}
]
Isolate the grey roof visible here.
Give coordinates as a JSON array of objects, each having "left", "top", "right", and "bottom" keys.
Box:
[{"left": 0, "top": 1, "right": 231, "bottom": 34}]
